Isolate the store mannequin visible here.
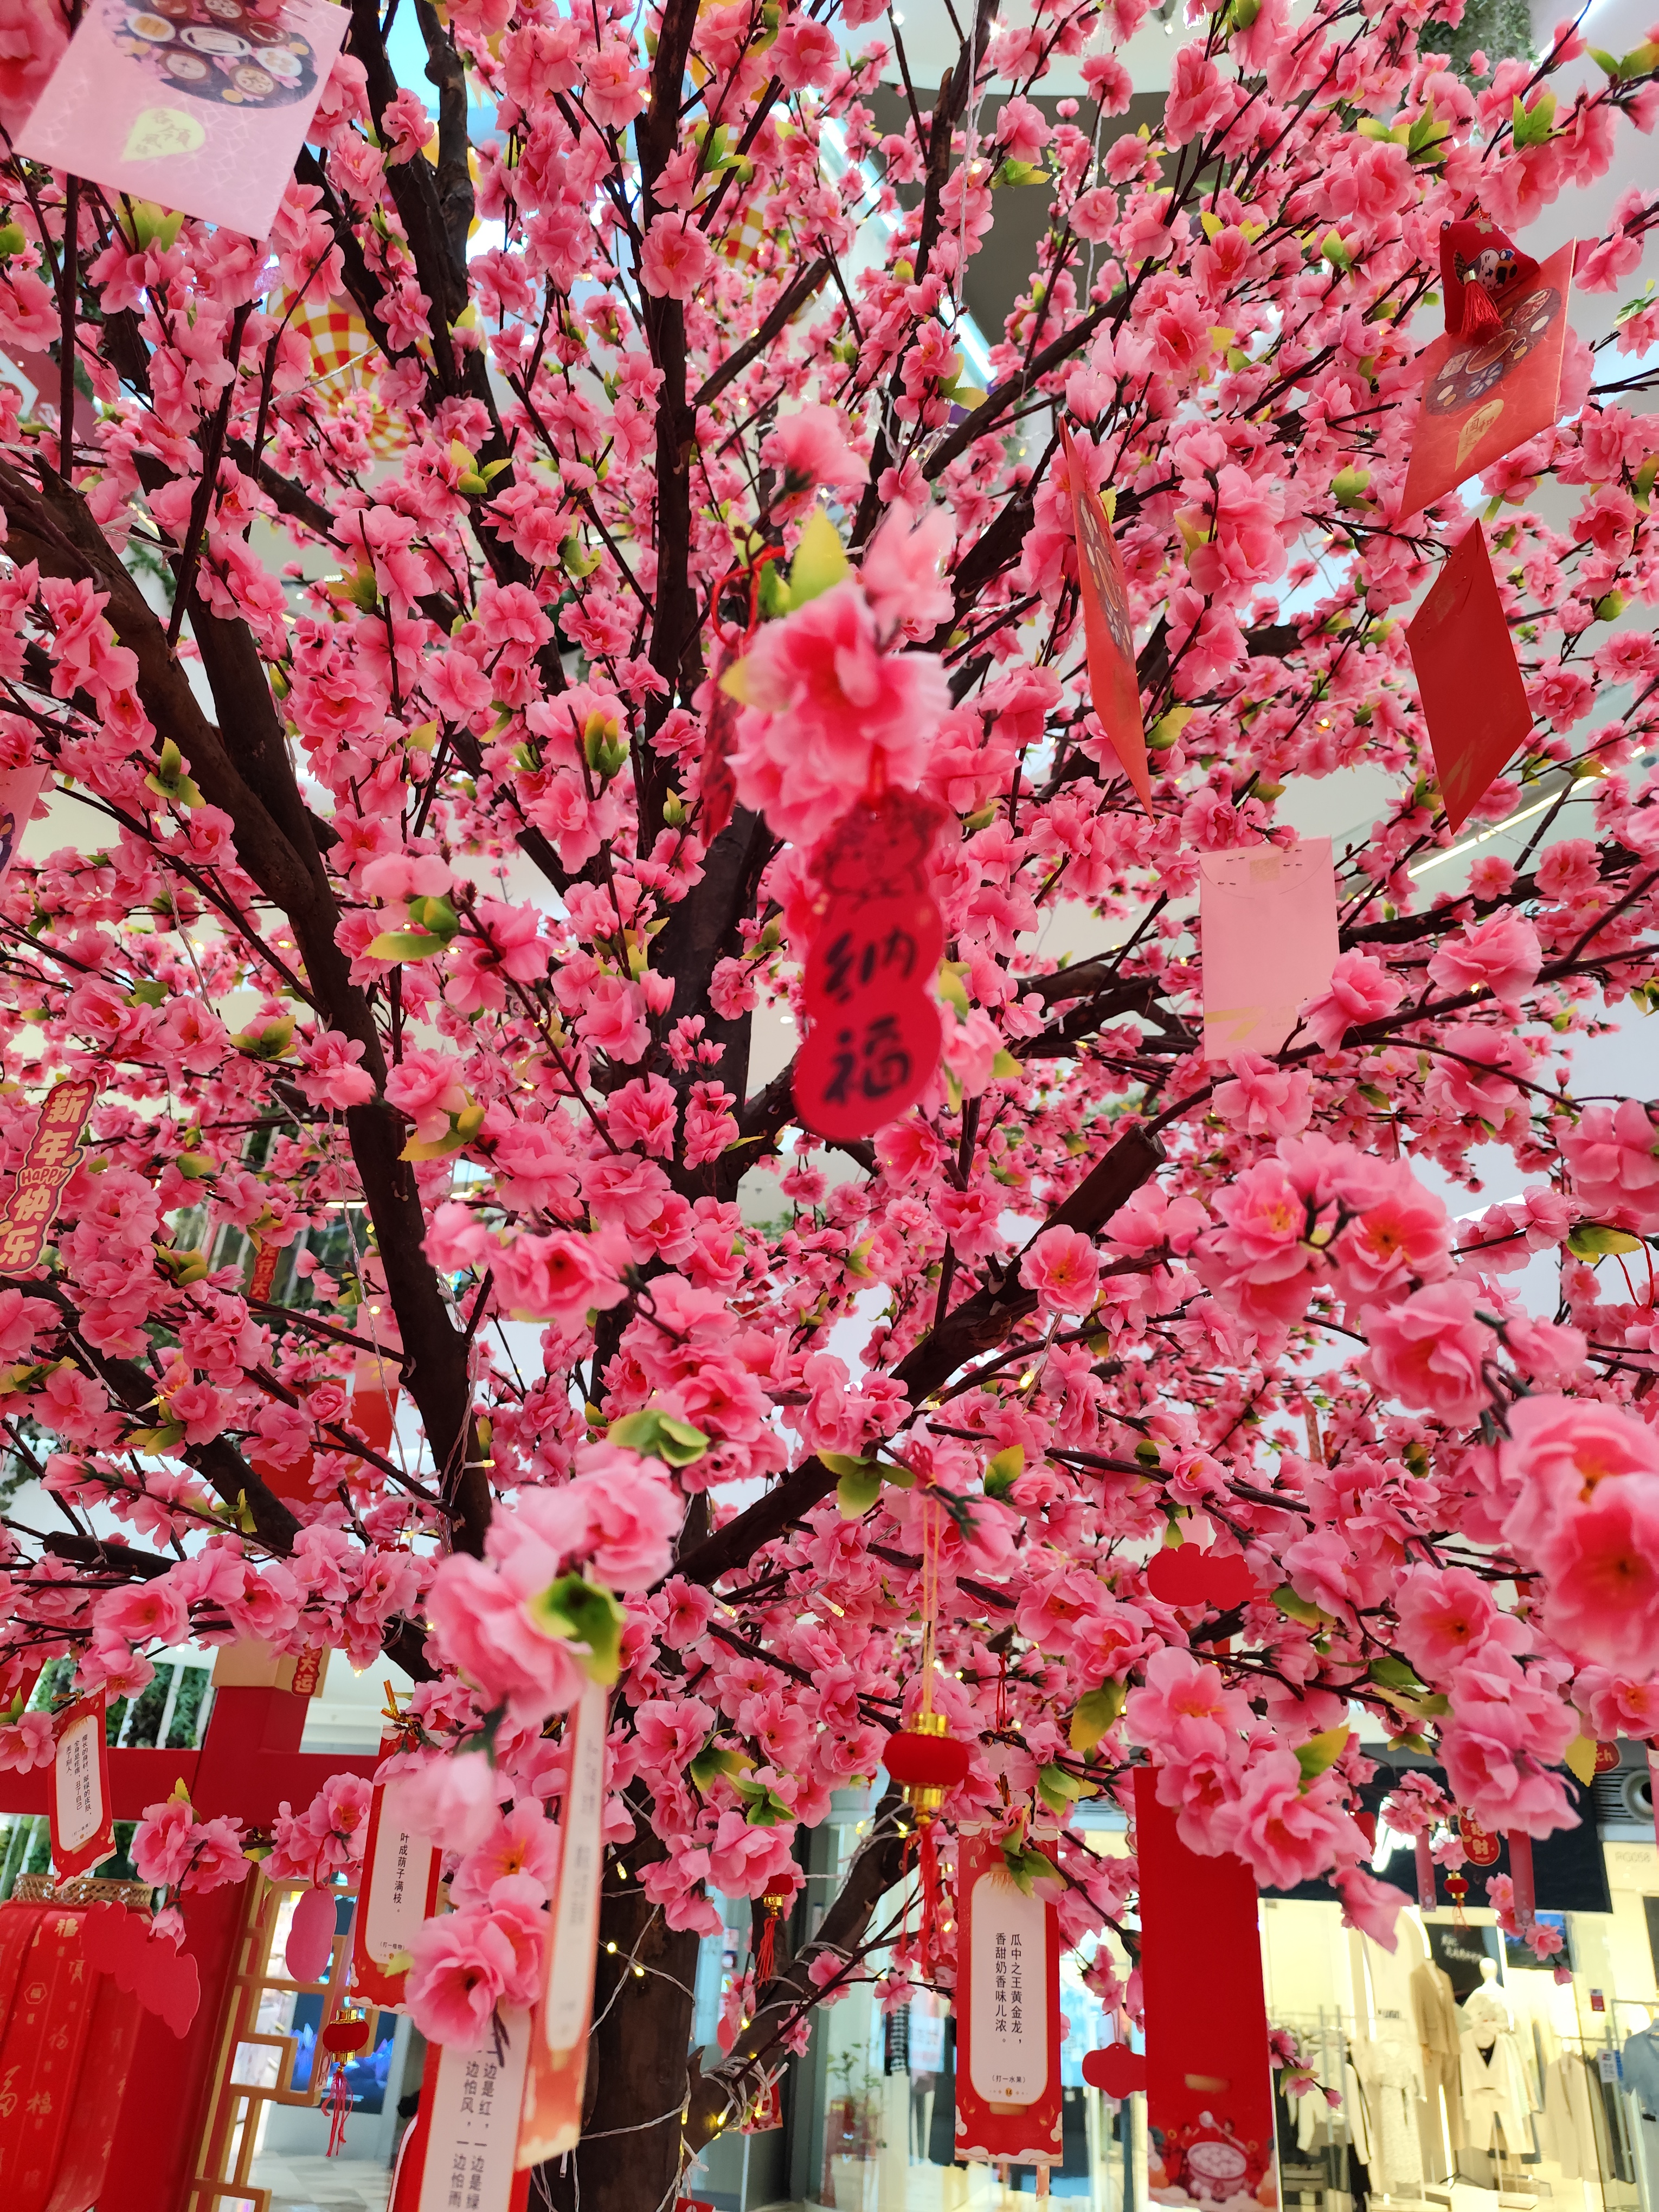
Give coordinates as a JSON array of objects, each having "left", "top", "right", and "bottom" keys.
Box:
[
  {"left": 1458, "top": 1965, "right": 1532, "bottom": 2184},
  {"left": 1355, "top": 1930, "right": 1429, "bottom": 2202},
  {"left": 1412, "top": 1949, "right": 1464, "bottom": 2156}
]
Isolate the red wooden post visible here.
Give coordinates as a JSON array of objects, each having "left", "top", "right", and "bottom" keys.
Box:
[{"left": 0, "top": 1657, "right": 382, "bottom": 2212}]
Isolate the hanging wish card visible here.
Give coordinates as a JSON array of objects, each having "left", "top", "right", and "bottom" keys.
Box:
[
  {"left": 1135, "top": 1771, "right": 1277, "bottom": 2212},
  {"left": 1198, "top": 840, "right": 1338, "bottom": 1061},
  {"left": 392, "top": 2014, "right": 533, "bottom": 2212},
  {"left": 517, "top": 1679, "right": 609, "bottom": 2168},
  {"left": 796, "top": 790, "right": 948, "bottom": 1143},
  {"left": 1400, "top": 241, "right": 1573, "bottom": 522},
  {"left": 352, "top": 1746, "right": 440, "bottom": 2008},
  {"left": 50, "top": 1694, "right": 114, "bottom": 1877},
  {"left": 15, "top": 0, "right": 348, "bottom": 243},
  {"left": 954, "top": 1829, "right": 1063, "bottom": 2169},
  {"left": 1062, "top": 425, "right": 1153, "bottom": 813},
  {"left": 1405, "top": 520, "right": 1533, "bottom": 834}
]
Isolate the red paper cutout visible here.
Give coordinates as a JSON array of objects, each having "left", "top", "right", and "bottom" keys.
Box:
[
  {"left": 1083, "top": 2046, "right": 1147, "bottom": 2098},
  {"left": 1062, "top": 423, "right": 1153, "bottom": 813},
  {"left": 1146, "top": 1548, "right": 1257, "bottom": 1612},
  {"left": 796, "top": 792, "right": 947, "bottom": 1143},
  {"left": 78, "top": 1901, "right": 201, "bottom": 2037},
  {"left": 1457, "top": 1811, "right": 1502, "bottom": 1867},
  {"left": 1405, "top": 522, "right": 1533, "bottom": 833},
  {"left": 1400, "top": 241, "right": 1573, "bottom": 521}
]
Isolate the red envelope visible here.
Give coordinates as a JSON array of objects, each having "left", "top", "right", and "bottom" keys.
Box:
[
  {"left": 1198, "top": 839, "right": 1338, "bottom": 1061},
  {"left": 1405, "top": 522, "right": 1533, "bottom": 834},
  {"left": 1400, "top": 242, "right": 1574, "bottom": 520},
  {"left": 1062, "top": 425, "right": 1153, "bottom": 813}
]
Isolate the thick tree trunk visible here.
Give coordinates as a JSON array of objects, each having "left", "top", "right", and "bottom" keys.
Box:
[{"left": 543, "top": 1833, "right": 703, "bottom": 2212}]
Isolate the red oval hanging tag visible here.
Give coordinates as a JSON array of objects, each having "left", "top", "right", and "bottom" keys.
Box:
[{"left": 796, "top": 792, "right": 948, "bottom": 1142}]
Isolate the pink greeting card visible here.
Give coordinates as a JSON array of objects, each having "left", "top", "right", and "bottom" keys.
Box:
[
  {"left": 16, "top": 0, "right": 346, "bottom": 242},
  {"left": 1199, "top": 838, "right": 1338, "bottom": 1060}
]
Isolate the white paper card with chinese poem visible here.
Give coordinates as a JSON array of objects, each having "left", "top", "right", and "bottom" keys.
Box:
[
  {"left": 15, "top": 0, "right": 347, "bottom": 242},
  {"left": 967, "top": 1868, "right": 1050, "bottom": 2106},
  {"left": 419, "top": 2011, "right": 532, "bottom": 2212},
  {"left": 1198, "top": 838, "right": 1339, "bottom": 1061}
]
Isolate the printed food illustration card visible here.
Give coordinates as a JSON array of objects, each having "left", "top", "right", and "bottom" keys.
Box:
[{"left": 16, "top": 0, "right": 347, "bottom": 241}]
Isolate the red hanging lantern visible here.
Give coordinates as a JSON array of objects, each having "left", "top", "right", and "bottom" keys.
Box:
[{"left": 320, "top": 2009, "right": 372, "bottom": 2158}]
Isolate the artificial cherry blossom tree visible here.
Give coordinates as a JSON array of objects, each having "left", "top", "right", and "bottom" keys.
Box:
[{"left": 0, "top": 0, "right": 1655, "bottom": 2201}]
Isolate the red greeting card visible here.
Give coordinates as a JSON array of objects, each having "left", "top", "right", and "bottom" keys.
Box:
[
  {"left": 796, "top": 792, "right": 948, "bottom": 1143},
  {"left": 1405, "top": 522, "right": 1533, "bottom": 834},
  {"left": 50, "top": 1695, "right": 114, "bottom": 1877},
  {"left": 1062, "top": 425, "right": 1153, "bottom": 812},
  {"left": 15, "top": 0, "right": 348, "bottom": 243},
  {"left": 954, "top": 1829, "right": 1063, "bottom": 2168},
  {"left": 1400, "top": 243, "right": 1574, "bottom": 521},
  {"left": 351, "top": 1754, "right": 441, "bottom": 2007}
]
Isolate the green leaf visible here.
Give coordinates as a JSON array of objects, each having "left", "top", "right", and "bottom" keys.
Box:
[
  {"left": 1568, "top": 1223, "right": 1645, "bottom": 1258},
  {"left": 1000, "top": 1840, "right": 1058, "bottom": 1895},
  {"left": 1295, "top": 1725, "right": 1351, "bottom": 1784},
  {"left": 398, "top": 1130, "right": 468, "bottom": 1161},
  {"left": 835, "top": 1464, "right": 884, "bottom": 1517},
  {"left": 690, "top": 1741, "right": 750, "bottom": 1791},
  {"left": 366, "top": 930, "right": 451, "bottom": 962},
  {"left": 1272, "top": 1583, "right": 1329, "bottom": 1626},
  {"left": 733, "top": 1774, "right": 794, "bottom": 1826},
  {"left": 607, "top": 1408, "right": 709, "bottom": 1466},
  {"left": 991, "top": 159, "right": 1049, "bottom": 188},
  {"left": 1511, "top": 91, "right": 1557, "bottom": 145},
  {"left": 1320, "top": 229, "right": 1353, "bottom": 273},
  {"left": 127, "top": 1422, "right": 186, "bottom": 1456},
  {"left": 128, "top": 979, "right": 169, "bottom": 1007},
  {"left": 1070, "top": 1682, "right": 1127, "bottom": 1753},
  {"left": 1369, "top": 1654, "right": 1426, "bottom": 1693},
  {"left": 1621, "top": 41, "right": 1659, "bottom": 74},
  {"left": 787, "top": 507, "right": 851, "bottom": 608},
  {"left": 983, "top": 1444, "right": 1025, "bottom": 1500},
  {"left": 1589, "top": 45, "right": 1622, "bottom": 74},
  {"left": 524, "top": 1573, "right": 625, "bottom": 1683}
]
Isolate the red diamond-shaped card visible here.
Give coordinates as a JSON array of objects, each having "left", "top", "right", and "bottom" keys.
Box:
[
  {"left": 1405, "top": 521, "right": 1533, "bottom": 833},
  {"left": 1400, "top": 242, "right": 1573, "bottom": 522}
]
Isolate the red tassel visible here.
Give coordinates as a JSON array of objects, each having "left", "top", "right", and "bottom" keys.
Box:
[
  {"left": 1459, "top": 281, "right": 1503, "bottom": 343},
  {"left": 918, "top": 1821, "right": 942, "bottom": 1976},
  {"left": 755, "top": 1914, "right": 776, "bottom": 1985},
  {"left": 326, "top": 2059, "right": 352, "bottom": 2157}
]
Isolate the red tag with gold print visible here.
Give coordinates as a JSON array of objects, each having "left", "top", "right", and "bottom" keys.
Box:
[
  {"left": 795, "top": 792, "right": 947, "bottom": 1142},
  {"left": 0, "top": 1076, "right": 95, "bottom": 1272}
]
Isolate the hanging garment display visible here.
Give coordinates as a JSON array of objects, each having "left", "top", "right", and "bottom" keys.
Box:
[
  {"left": 1351, "top": 2030, "right": 1425, "bottom": 2195},
  {"left": 1411, "top": 1959, "right": 1464, "bottom": 2151},
  {"left": 1458, "top": 2022, "right": 1533, "bottom": 2154},
  {"left": 1542, "top": 2050, "right": 1603, "bottom": 2180}
]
